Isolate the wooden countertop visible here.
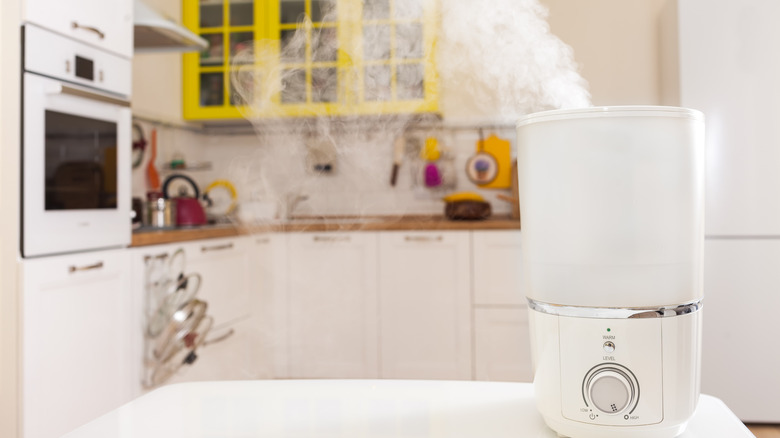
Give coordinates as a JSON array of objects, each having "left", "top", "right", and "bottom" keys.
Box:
[{"left": 131, "top": 215, "right": 521, "bottom": 247}]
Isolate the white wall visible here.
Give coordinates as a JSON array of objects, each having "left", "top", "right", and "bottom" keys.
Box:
[{"left": 542, "top": 0, "right": 669, "bottom": 106}]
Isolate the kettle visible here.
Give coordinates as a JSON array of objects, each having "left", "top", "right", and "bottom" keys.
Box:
[
  {"left": 175, "top": 197, "right": 207, "bottom": 226},
  {"left": 162, "top": 174, "right": 208, "bottom": 226}
]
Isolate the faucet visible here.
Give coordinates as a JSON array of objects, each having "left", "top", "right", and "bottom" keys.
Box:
[{"left": 285, "top": 193, "right": 310, "bottom": 219}]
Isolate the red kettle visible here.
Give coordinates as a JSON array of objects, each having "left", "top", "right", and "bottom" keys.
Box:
[
  {"left": 162, "top": 174, "right": 208, "bottom": 226},
  {"left": 175, "top": 197, "right": 207, "bottom": 226}
]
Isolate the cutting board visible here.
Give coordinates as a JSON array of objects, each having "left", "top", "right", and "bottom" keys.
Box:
[{"left": 477, "top": 135, "right": 511, "bottom": 189}]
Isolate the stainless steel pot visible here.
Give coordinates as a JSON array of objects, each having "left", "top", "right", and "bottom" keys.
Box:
[{"left": 145, "top": 194, "right": 176, "bottom": 228}]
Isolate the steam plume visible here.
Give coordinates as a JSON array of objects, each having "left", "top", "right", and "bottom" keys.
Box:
[{"left": 225, "top": 0, "right": 589, "bottom": 224}]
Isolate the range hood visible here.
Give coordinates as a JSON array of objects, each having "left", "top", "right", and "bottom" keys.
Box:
[{"left": 134, "top": 0, "right": 208, "bottom": 53}]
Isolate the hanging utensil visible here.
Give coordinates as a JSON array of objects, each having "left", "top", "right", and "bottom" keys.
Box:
[
  {"left": 132, "top": 123, "right": 147, "bottom": 169},
  {"left": 203, "top": 179, "right": 238, "bottom": 220},
  {"left": 390, "top": 135, "right": 405, "bottom": 186},
  {"left": 146, "top": 128, "right": 161, "bottom": 192},
  {"left": 424, "top": 163, "right": 443, "bottom": 187},
  {"left": 466, "top": 128, "right": 499, "bottom": 186},
  {"left": 469, "top": 130, "right": 512, "bottom": 188},
  {"left": 422, "top": 137, "right": 443, "bottom": 188}
]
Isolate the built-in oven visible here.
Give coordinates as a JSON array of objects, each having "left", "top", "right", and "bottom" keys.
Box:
[{"left": 22, "top": 24, "right": 132, "bottom": 258}]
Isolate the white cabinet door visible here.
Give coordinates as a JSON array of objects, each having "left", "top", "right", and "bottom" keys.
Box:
[
  {"left": 165, "top": 318, "right": 259, "bottom": 384},
  {"left": 472, "top": 231, "right": 532, "bottom": 382},
  {"left": 287, "top": 232, "right": 379, "bottom": 378},
  {"left": 133, "top": 239, "right": 259, "bottom": 388},
  {"left": 184, "top": 237, "right": 252, "bottom": 328},
  {"left": 472, "top": 231, "right": 525, "bottom": 305},
  {"left": 248, "top": 233, "right": 287, "bottom": 379},
  {"left": 702, "top": 239, "right": 780, "bottom": 422},
  {"left": 474, "top": 308, "right": 532, "bottom": 383},
  {"left": 24, "top": 0, "right": 133, "bottom": 59},
  {"left": 22, "top": 249, "right": 133, "bottom": 438},
  {"left": 378, "top": 231, "right": 471, "bottom": 380}
]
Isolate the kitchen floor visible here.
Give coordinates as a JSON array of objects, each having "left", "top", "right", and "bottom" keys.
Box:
[{"left": 747, "top": 424, "right": 780, "bottom": 438}]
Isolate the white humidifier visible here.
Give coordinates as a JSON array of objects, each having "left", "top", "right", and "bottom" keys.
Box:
[{"left": 517, "top": 106, "right": 705, "bottom": 438}]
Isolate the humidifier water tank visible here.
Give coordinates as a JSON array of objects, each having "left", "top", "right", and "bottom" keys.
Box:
[{"left": 517, "top": 106, "right": 704, "bottom": 438}]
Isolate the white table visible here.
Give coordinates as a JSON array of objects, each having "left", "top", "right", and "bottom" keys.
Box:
[{"left": 64, "top": 380, "right": 754, "bottom": 438}]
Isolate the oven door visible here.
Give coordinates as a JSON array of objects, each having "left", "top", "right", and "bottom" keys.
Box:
[{"left": 23, "top": 73, "right": 131, "bottom": 257}]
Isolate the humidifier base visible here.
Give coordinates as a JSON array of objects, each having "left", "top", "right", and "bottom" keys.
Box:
[
  {"left": 528, "top": 301, "right": 702, "bottom": 438},
  {"left": 541, "top": 415, "right": 689, "bottom": 438}
]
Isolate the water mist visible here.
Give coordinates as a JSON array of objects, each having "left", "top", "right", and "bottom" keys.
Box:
[{"left": 226, "top": 0, "right": 590, "bottom": 227}]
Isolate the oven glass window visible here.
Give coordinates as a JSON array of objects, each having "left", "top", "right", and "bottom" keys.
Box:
[{"left": 45, "top": 110, "right": 118, "bottom": 210}]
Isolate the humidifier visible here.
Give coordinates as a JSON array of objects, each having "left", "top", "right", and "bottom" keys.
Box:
[{"left": 516, "top": 106, "right": 705, "bottom": 438}]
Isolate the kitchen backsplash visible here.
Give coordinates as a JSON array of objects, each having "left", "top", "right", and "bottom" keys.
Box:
[{"left": 132, "top": 122, "right": 517, "bottom": 221}]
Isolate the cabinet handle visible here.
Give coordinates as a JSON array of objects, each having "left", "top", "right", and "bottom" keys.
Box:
[
  {"left": 404, "top": 235, "right": 444, "bottom": 243},
  {"left": 201, "top": 242, "right": 234, "bottom": 252},
  {"left": 71, "top": 21, "right": 105, "bottom": 39},
  {"left": 68, "top": 261, "right": 104, "bottom": 273},
  {"left": 313, "top": 235, "right": 351, "bottom": 243},
  {"left": 143, "top": 252, "right": 169, "bottom": 262}
]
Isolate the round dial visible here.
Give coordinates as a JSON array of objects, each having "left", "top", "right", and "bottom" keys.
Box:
[
  {"left": 583, "top": 363, "right": 640, "bottom": 416},
  {"left": 589, "top": 369, "right": 632, "bottom": 414}
]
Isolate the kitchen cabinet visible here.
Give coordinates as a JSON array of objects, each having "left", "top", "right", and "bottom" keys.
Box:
[
  {"left": 131, "top": 237, "right": 262, "bottom": 389},
  {"left": 286, "top": 232, "right": 379, "bottom": 378},
  {"left": 129, "top": 243, "right": 182, "bottom": 396},
  {"left": 472, "top": 230, "right": 525, "bottom": 306},
  {"left": 378, "top": 231, "right": 471, "bottom": 380},
  {"left": 24, "top": 0, "right": 133, "bottom": 58},
  {"left": 471, "top": 230, "right": 532, "bottom": 382},
  {"left": 166, "top": 317, "right": 260, "bottom": 384},
  {"left": 182, "top": 236, "right": 252, "bottom": 327},
  {"left": 21, "top": 249, "right": 134, "bottom": 438},
  {"left": 126, "top": 228, "right": 531, "bottom": 384},
  {"left": 166, "top": 237, "right": 255, "bottom": 381},
  {"left": 473, "top": 308, "right": 532, "bottom": 382},
  {"left": 181, "top": 0, "right": 439, "bottom": 120},
  {"left": 247, "top": 233, "right": 287, "bottom": 378}
]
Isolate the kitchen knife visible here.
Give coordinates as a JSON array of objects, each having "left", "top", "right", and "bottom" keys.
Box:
[{"left": 390, "top": 135, "right": 405, "bottom": 186}]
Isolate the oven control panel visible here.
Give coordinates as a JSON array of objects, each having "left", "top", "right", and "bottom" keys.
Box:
[
  {"left": 559, "top": 316, "right": 663, "bottom": 426},
  {"left": 24, "top": 24, "right": 131, "bottom": 97}
]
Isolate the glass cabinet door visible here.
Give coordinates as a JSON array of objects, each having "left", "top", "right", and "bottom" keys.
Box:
[
  {"left": 357, "top": 0, "right": 436, "bottom": 114},
  {"left": 185, "top": 0, "right": 263, "bottom": 119},
  {"left": 273, "top": 0, "right": 341, "bottom": 113},
  {"left": 183, "top": 0, "right": 439, "bottom": 120}
]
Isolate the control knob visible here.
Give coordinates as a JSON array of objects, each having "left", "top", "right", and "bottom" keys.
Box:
[{"left": 584, "top": 366, "right": 637, "bottom": 415}]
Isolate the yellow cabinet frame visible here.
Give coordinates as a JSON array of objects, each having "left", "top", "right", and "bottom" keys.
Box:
[{"left": 183, "top": 0, "right": 439, "bottom": 120}]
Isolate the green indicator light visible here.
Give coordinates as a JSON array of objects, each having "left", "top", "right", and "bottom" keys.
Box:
[{"left": 607, "top": 328, "right": 611, "bottom": 332}]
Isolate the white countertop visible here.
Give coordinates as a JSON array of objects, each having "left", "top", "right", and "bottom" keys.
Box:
[{"left": 64, "top": 380, "right": 754, "bottom": 438}]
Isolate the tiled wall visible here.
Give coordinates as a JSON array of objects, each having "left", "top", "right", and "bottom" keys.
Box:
[{"left": 132, "top": 122, "right": 518, "bottom": 221}]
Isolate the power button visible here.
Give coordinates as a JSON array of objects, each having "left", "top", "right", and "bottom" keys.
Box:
[{"left": 603, "top": 341, "right": 615, "bottom": 353}]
